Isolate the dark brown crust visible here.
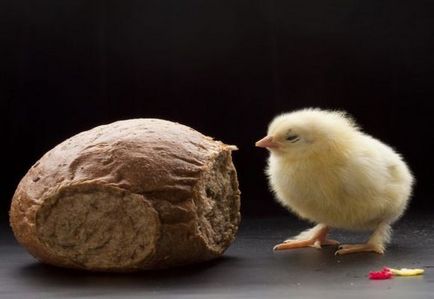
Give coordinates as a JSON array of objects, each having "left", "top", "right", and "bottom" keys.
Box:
[{"left": 9, "top": 119, "right": 240, "bottom": 271}]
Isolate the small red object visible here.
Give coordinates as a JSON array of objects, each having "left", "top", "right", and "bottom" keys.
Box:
[{"left": 368, "top": 267, "right": 392, "bottom": 280}]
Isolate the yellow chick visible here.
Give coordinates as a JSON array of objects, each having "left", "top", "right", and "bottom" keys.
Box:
[{"left": 256, "top": 108, "right": 414, "bottom": 255}]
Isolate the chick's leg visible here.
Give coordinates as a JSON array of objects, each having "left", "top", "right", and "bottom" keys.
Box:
[
  {"left": 335, "top": 223, "right": 391, "bottom": 255},
  {"left": 274, "top": 224, "right": 339, "bottom": 251}
]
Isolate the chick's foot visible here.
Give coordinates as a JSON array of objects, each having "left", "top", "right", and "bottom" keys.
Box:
[
  {"left": 273, "top": 224, "right": 339, "bottom": 251},
  {"left": 273, "top": 238, "right": 339, "bottom": 251},
  {"left": 335, "top": 243, "right": 384, "bottom": 255}
]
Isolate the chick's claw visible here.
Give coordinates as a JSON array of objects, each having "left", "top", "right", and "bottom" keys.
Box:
[
  {"left": 334, "top": 243, "right": 384, "bottom": 255},
  {"left": 273, "top": 239, "right": 314, "bottom": 251}
]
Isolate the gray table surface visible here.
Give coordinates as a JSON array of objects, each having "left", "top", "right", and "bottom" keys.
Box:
[{"left": 1, "top": 214, "right": 433, "bottom": 299}]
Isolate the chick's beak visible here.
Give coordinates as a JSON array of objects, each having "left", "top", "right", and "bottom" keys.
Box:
[{"left": 255, "top": 136, "right": 279, "bottom": 149}]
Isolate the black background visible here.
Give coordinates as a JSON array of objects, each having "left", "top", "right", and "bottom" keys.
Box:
[{"left": 2, "top": 0, "right": 434, "bottom": 224}]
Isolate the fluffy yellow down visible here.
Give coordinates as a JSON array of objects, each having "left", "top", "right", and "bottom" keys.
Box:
[{"left": 266, "top": 108, "right": 414, "bottom": 252}]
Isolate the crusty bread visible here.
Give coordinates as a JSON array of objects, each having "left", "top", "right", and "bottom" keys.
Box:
[{"left": 10, "top": 119, "right": 240, "bottom": 271}]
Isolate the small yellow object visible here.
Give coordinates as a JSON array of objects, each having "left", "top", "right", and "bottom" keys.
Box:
[{"left": 388, "top": 268, "right": 425, "bottom": 276}]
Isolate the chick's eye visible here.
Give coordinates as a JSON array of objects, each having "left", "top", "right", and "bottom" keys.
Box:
[{"left": 286, "top": 135, "right": 299, "bottom": 142}]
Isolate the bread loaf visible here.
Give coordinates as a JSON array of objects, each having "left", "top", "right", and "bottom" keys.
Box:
[{"left": 10, "top": 119, "right": 240, "bottom": 271}]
